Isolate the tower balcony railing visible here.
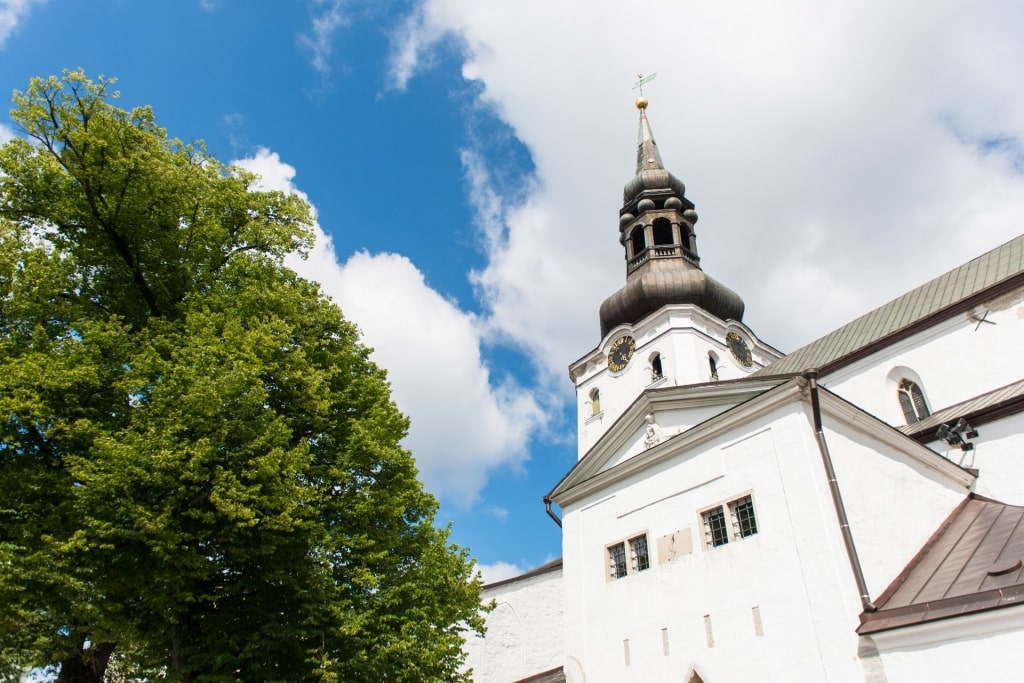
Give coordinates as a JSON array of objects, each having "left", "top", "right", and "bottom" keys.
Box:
[{"left": 627, "top": 244, "right": 700, "bottom": 271}]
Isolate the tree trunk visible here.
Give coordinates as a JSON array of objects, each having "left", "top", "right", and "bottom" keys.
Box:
[{"left": 56, "top": 641, "right": 116, "bottom": 683}]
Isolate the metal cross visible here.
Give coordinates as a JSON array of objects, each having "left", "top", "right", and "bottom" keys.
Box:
[
  {"left": 633, "top": 72, "right": 657, "bottom": 97},
  {"left": 972, "top": 309, "right": 997, "bottom": 331}
]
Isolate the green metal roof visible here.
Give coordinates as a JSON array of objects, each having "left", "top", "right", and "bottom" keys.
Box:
[{"left": 756, "top": 234, "right": 1024, "bottom": 377}]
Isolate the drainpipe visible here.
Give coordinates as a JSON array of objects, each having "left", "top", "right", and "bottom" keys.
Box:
[
  {"left": 804, "top": 369, "right": 877, "bottom": 613},
  {"left": 544, "top": 496, "right": 562, "bottom": 528}
]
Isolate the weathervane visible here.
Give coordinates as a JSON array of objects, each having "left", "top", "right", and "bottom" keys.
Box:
[{"left": 632, "top": 72, "right": 657, "bottom": 98}]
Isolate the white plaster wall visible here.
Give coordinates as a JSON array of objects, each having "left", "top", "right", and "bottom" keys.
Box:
[
  {"left": 819, "top": 415, "right": 971, "bottom": 597},
  {"left": 562, "top": 406, "right": 865, "bottom": 682},
  {"left": 871, "top": 607, "right": 1024, "bottom": 682},
  {"left": 825, "top": 288, "right": 1024, "bottom": 427},
  {"left": 600, "top": 403, "right": 729, "bottom": 473},
  {"left": 922, "top": 412, "right": 1024, "bottom": 505},
  {"left": 560, "top": 401, "right": 972, "bottom": 683},
  {"left": 463, "top": 567, "right": 564, "bottom": 683}
]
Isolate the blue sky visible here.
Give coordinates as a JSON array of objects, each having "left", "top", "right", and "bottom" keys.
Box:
[{"left": 3, "top": 0, "right": 1024, "bottom": 582}]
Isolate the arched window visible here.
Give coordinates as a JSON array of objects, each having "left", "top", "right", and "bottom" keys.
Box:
[
  {"left": 708, "top": 352, "right": 719, "bottom": 381},
  {"left": 898, "top": 379, "right": 930, "bottom": 423},
  {"left": 589, "top": 387, "right": 601, "bottom": 416},
  {"left": 650, "top": 352, "right": 663, "bottom": 381},
  {"left": 629, "top": 226, "right": 646, "bottom": 258},
  {"left": 679, "top": 224, "right": 692, "bottom": 251},
  {"left": 652, "top": 218, "right": 674, "bottom": 246}
]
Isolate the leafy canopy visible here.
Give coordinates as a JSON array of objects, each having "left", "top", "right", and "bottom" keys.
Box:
[{"left": 0, "top": 70, "right": 484, "bottom": 683}]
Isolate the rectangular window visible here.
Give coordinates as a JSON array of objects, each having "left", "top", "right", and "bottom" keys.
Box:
[
  {"left": 702, "top": 494, "right": 759, "bottom": 549},
  {"left": 607, "top": 533, "right": 651, "bottom": 580},
  {"left": 630, "top": 534, "right": 650, "bottom": 572},
  {"left": 702, "top": 506, "right": 730, "bottom": 547},
  {"left": 730, "top": 495, "right": 758, "bottom": 538},
  {"left": 608, "top": 542, "right": 628, "bottom": 579}
]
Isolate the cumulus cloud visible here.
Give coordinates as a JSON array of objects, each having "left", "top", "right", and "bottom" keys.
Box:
[
  {"left": 233, "top": 147, "right": 547, "bottom": 506},
  {"left": 387, "top": 0, "right": 1024, "bottom": 363},
  {"left": 0, "top": 0, "right": 44, "bottom": 48}
]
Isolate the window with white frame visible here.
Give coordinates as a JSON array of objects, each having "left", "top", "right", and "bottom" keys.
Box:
[
  {"left": 701, "top": 494, "right": 758, "bottom": 548},
  {"left": 607, "top": 533, "right": 651, "bottom": 579}
]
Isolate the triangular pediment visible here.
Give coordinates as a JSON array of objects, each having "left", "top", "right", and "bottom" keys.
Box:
[{"left": 549, "top": 377, "right": 796, "bottom": 504}]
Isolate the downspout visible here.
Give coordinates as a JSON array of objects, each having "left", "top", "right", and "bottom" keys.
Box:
[
  {"left": 544, "top": 496, "right": 562, "bottom": 528},
  {"left": 804, "top": 369, "right": 877, "bottom": 613}
]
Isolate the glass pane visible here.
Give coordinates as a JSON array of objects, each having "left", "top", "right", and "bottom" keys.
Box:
[
  {"left": 609, "top": 543, "right": 628, "bottom": 579},
  {"left": 703, "top": 507, "right": 729, "bottom": 547},
  {"left": 730, "top": 496, "right": 758, "bottom": 538},
  {"left": 630, "top": 535, "right": 650, "bottom": 572}
]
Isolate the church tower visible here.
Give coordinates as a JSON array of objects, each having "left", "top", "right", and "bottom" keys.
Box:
[{"left": 571, "top": 98, "right": 781, "bottom": 455}]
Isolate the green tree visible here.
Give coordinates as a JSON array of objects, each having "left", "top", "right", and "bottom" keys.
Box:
[{"left": 0, "top": 71, "right": 485, "bottom": 683}]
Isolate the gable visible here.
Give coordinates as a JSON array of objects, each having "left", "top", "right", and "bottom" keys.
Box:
[{"left": 549, "top": 378, "right": 795, "bottom": 505}]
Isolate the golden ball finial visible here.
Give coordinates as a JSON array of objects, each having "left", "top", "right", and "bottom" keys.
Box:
[{"left": 636, "top": 96, "right": 649, "bottom": 110}]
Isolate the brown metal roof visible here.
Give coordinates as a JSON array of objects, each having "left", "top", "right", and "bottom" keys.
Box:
[
  {"left": 757, "top": 234, "right": 1024, "bottom": 377},
  {"left": 513, "top": 667, "right": 566, "bottom": 683},
  {"left": 900, "top": 378, "right": 1024, "bottom": 441},
  {"left": 858, "top": 495, "right": 1024, "bottom": 635}
]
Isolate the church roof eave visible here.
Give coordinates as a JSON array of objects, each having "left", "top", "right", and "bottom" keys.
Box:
[{"left": 756, "top": 235, "right": 1024, "bottom": 378}]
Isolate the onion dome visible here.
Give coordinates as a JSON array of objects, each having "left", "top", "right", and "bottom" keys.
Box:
[{"left": 599, "top": 260, "right": 745, "bottom": 336}]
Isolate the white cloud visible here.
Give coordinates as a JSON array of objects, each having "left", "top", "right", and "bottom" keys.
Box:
[
  {"left": 387, "top": 0, "right": 1024, "bottom": 365},
  {"left": 0, "top": 0, "right": 44, "bottom": 48},
  {"left": 476, "top": 560, "right": 527, "bottom": 585},
  {"left": 298, "top": 0, "right": 348, "bottom": 77},
  {"left": 233, "top": 147, "right": 547, "bottom": 506}
]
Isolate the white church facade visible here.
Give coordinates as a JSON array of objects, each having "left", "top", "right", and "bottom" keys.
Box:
[{"left": 463, "top": 98, "right": 1024, "bottom": 682}]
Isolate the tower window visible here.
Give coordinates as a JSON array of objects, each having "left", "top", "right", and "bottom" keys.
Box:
[
  {"left": 650, "top": 352, "right": 663, "bottom": 381},
  {"left": 652, "top": 218, "right": 674, "bottom": 246},
  {"left": 898, "top": 379, "right": 930, "bottom": 423},
  {"left": 629, "top": 226, "right": 646, "bottom": 258},
  {"left": 708, "top": 352, "right": 719, "bottom": 381},
  {"left": 589, "top": 388, "right": 601, "bottom": 416}
]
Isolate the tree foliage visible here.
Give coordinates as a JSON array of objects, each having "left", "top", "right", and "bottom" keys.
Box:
[{"left": 0, "top": 71, "right": 484, "bottom": 682}]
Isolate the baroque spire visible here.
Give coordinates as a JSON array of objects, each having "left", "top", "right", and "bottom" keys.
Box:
[{"left": 598, "top": 98, "right": 744, "bottom": 337}]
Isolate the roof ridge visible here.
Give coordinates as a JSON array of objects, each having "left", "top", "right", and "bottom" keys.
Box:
[{"left": 757, "top": 234, "right": 1024, "bottom": 378}]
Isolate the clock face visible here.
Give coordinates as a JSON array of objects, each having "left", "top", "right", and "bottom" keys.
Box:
[
  {"left": 726, "top": 331, "right": 753, "bottom": 367},
  {"left": 607, "top": 335, "right": 636, "bottom": 372}
]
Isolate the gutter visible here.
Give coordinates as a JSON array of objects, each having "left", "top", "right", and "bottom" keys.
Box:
[
  {"left": 804, "top": 368, "right": 877, "bottom": 613},
  {"left": 544, "top": 496, "right": 562, "bottom": 528}
]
